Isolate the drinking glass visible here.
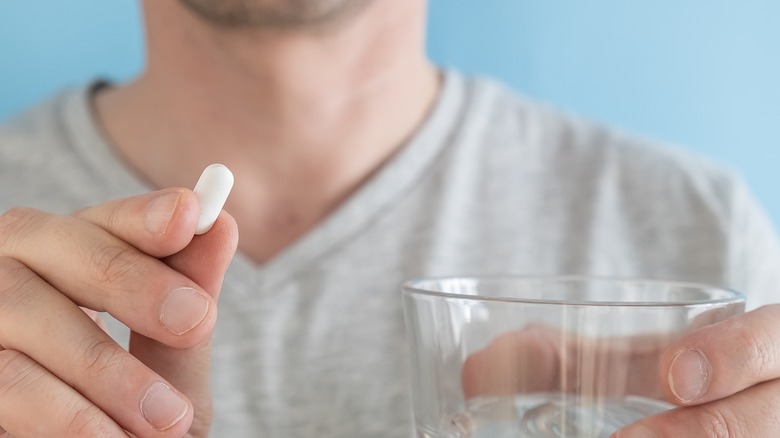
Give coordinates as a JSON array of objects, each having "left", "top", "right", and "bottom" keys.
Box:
[{"left": 402, "top": 276, "right": 745, "bottom": 438}]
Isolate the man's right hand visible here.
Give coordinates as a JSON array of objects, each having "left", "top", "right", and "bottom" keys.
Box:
[{"left": 0, "top": 188, "right": 238, "bottom": 437}]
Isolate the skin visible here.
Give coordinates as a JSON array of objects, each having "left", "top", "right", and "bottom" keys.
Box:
[{"left": 0, "top": 0, "right": 777, "bottom": 436}]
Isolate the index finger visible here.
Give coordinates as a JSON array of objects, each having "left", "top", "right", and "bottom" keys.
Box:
[
  {"left": 76, "top": 163, "right": 233, "bottom": 257},
  {"left": 75, "top": 188, "right": 201, "bottom": 259}
]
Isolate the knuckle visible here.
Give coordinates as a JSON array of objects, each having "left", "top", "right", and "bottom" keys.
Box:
[
  {"left": 66, "top": 404, "right": 113, "bottom": 437},
  {"left": 697, "top": 404, "right": 747, "bottom": 438},
  {"left": 0, "top": 257, "right": 38, "bottom": 315},
  {"left": 100, "top": 204, "right": 124, "bottom": 237},
  {"left": 75, "top": 334, "right": 125, "bottom": 381},
  {"left": 731, "top": 321, "right": 776, "bottom": 381},
  {"left": 0, "top": 207, "right": 47, "bottom": 252},
  {"left": 87, "top": 244, "right": 144, "bottom": 291},
  {"left": 0, "top": 350, "right": 40, "bottom": 399}
]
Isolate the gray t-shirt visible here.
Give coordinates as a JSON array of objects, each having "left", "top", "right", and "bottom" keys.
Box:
[{"left": 2, "top": 71, "right": 779, "bottom": 437}]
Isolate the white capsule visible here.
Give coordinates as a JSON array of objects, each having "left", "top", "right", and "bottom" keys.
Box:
[{"left": 192, "top": 164, "right": 234, "bottom": 235}]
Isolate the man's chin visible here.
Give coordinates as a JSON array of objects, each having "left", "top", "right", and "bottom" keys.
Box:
[{"left": 178, "top": 0, "right": 374, "bottom": 29}]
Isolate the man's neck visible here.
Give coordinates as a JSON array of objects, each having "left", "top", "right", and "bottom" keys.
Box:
[{"left": 96, "top": 0, "right": 439, "bottom": 263}]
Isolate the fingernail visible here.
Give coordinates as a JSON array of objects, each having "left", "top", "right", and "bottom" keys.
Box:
[
  {"left": 159, "top": 287, "right": 210, "bottom": 335},
  {"left": 145, "top": 192, "right": 180, "bottom": 236},
  {"left": 669, "top": 349, "right": 711, "bottom": 403},
  {"left": 614, "top": 424, "right": 657, "bottom": 438},
  {"left": 140, "top": 382, "right": 188, "bottom": 430}
]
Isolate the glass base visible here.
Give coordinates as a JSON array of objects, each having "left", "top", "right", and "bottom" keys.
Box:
[{"left": 420, "top": 393, "right": 674, "bottom": 438}]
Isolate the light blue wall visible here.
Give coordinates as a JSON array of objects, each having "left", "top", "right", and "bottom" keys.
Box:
[
  {"left": 1, "top": 1, "right": 778, "bottom": 225},
  {"left": 0, "top": 0, "right": 143, "bottom": 118}
]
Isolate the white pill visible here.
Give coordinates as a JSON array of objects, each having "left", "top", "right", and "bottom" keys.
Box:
[{"left": 193, "top": 164, "right": 234, "bottom": 235}]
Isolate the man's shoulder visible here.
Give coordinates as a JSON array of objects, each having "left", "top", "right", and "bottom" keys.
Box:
[
  {"left": 0, "top": 88, "right": 80, "bottom": 166},
  {"left": 0, "top": 86, "right": 104, "bottom": 212},
  {"left": 463, "top": 74, "right": 742, "bottom": 206}
]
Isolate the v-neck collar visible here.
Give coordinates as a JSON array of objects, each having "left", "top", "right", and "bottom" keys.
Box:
[{"left": 61, "top": 71, "right": 467, "bottom": 288}]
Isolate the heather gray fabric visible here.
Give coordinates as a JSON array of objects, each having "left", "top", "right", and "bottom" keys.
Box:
[{"left": 2, "top": 71, "right": 779, "bottom": 437}]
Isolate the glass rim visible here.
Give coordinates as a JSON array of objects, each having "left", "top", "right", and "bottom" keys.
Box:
[{"left": 402, "top": 275, "right": 746, "bottom": 307}]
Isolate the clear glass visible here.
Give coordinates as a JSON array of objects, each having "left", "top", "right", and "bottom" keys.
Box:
[{"left": 402, "top": 276, "right": 745, "bottom": 438}]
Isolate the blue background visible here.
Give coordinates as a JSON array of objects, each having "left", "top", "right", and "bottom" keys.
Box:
[{"left": 1, "top": 1, "right": 778, "bottom": 225}]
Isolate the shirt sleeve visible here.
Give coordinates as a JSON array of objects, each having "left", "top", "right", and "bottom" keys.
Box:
[{"left": 728, "top": 176, "right": 780, "bottom": 309}]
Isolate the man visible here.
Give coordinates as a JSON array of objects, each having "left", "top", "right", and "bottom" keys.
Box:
[{"left": 1, "top": 0, "right": 779, "bottom": 436}]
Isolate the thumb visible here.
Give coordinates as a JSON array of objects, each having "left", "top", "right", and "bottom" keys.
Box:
[{"left": 130, "top": 211, "right": 238, "bottom": 436}]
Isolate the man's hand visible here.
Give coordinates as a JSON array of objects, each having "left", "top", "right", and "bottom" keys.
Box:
[
  {"left": 461, "top": 325, "right": 670, "bottom": 401},
  {"left": 614, "top": 305, "right": 780, "bottom": 437},
  {"left": 0, "top": 188, "right": 238, "bottom": 437}
]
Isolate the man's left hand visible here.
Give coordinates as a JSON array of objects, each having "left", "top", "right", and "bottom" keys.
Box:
[{"left": 615, "top": 304, "right": 780, "bottom": 437}]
